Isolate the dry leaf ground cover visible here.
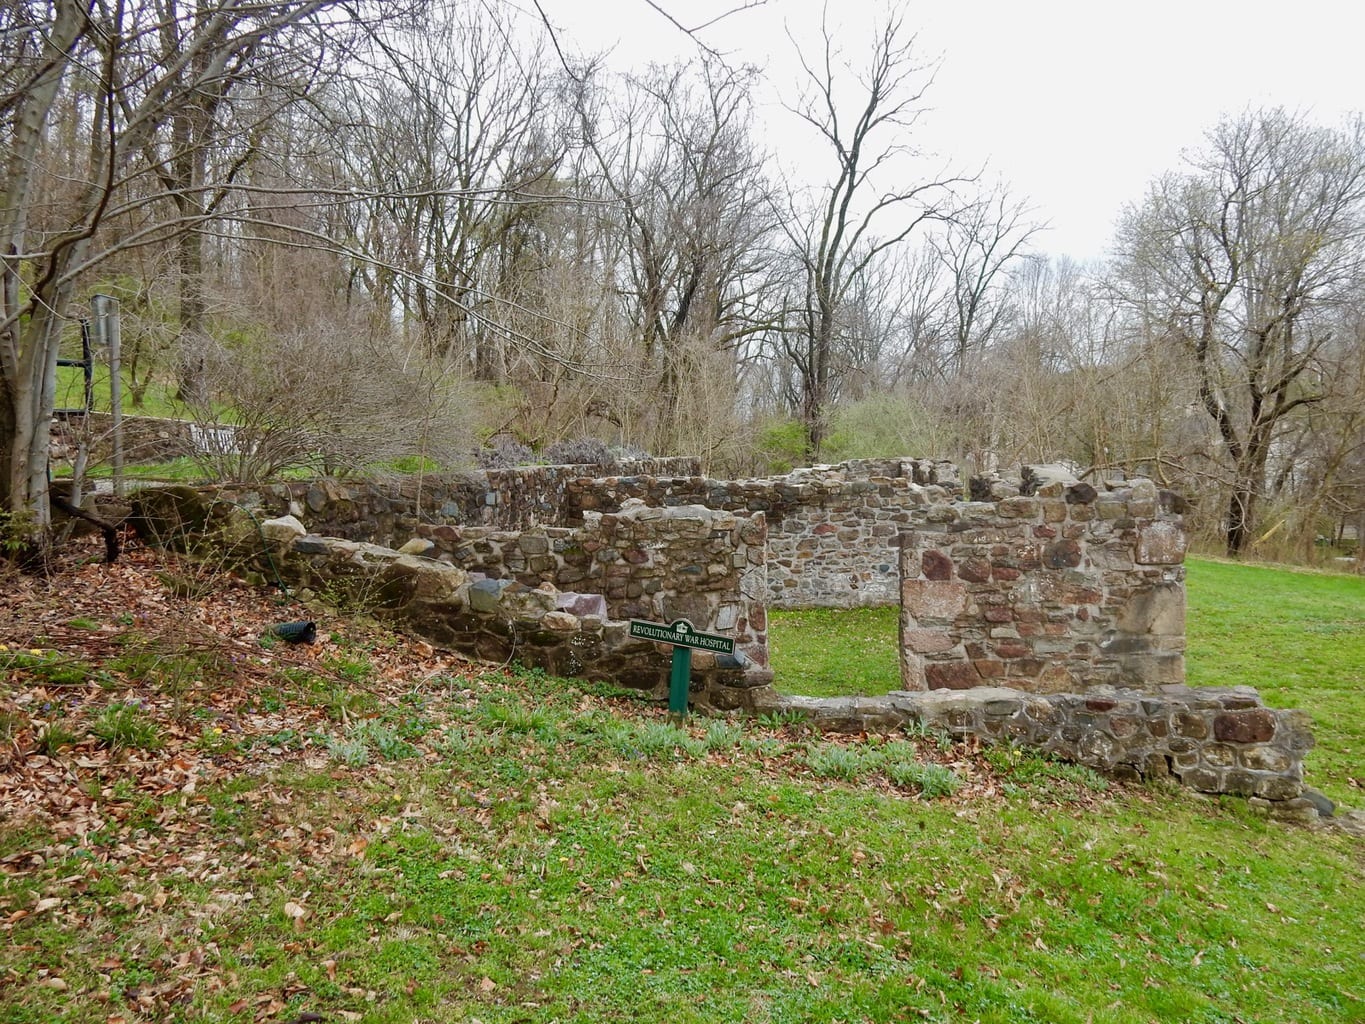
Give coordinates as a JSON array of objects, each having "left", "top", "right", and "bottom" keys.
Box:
[{"left": 1, "top": 538, "right": 1362, "bottom": 1024}]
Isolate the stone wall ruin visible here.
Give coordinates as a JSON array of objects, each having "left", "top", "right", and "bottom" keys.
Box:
[{"left": 186, "top": 454, "right": 1315, "bottom": 809}]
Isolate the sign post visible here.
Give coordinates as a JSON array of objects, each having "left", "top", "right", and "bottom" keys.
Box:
[{"left": 627, "top": 619, "right": 735, "bottom": 717}]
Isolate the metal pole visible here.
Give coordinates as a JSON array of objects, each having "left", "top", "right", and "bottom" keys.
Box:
[
  {"left": 94, "top": 295, "right": 124, "bottom": 497},
  {"left": 668, "top": 646, "right": 692, "bottom": 717}
]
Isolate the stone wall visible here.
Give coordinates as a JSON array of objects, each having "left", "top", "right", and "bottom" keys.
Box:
[
  {"left": 898, "top": 475, "right": 1187, "bottom": 694},
  {"left": 761, "top": 684, "right": 1314, "bottom": 811},
  {"left": 219, "top": 457, "right": 962, "bottom": 609},
  {"left": 559, "top": 459, "right": 962, "bottom": 609},
  {"left": 52, "top": 412, "right": 194, "bottom": 463},
  {"left": 259, "top": 502, "right": 774, "bottom": 711},
  {"left": 214, "top": 458, "right": 701, "bottom": 538}
]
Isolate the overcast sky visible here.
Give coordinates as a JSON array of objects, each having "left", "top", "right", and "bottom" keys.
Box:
[{"left": 547, "top": 0, "right": 1364, "bottom": 262}]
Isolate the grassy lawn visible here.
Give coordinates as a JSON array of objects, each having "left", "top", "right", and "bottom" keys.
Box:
[
  {"left": 770, "top": 558, "right": 1365, "bottom": 806},
  {"left": 55, "top": 363, "right": 188, "bottom": 418},
  {"left": 1, "top": 549, "right": 1361, "bottom": 1023}
]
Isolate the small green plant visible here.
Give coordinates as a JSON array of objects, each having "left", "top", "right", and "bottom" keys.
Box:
[
  {"left": 756, "top": 708, "right": 809, "bottom": 731},
  {"left": 433, "top": 725, "right": 482, "bottom": 758},
  {"left": 67, "top": 617, "right": 100, "bottom": 630},
  {"left": 35, "top": 721, "right": 82, "bottom": 755},
  {"left": 884, "top": 759, "right": 962, "bottom": 798},
  {"left": 90, "top": 702, "right": 161, "bottom": 752},
  {"left": 323, "top": 654, "right": 374, "bottom": 684},
  {"left": 1, "top": 648, "right": 101, "bottom": 687},
  {"left": 327, "top": 735, "right": 370, "bottom": 767},
  {"left": 803, "top": 742, "right": 870, "bottom": 781},
  {"left": 477, "top": 701, "right": 553, "bottom": 737},
  {"left": 0, "top": 507, "right": 36, "bottom": 556},
  {"left": 343, "top": 721, "right": 417, "bottom": 761},
  {"left": 604, "top": 719, "right": 705, "bottom": 759},
  {"left": 703, "top": 719, "right": 745, "bottom": 750}
]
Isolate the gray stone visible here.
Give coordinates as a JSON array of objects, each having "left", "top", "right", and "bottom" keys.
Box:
[
  {"left": 468, "top": 578, "right": 511, "bottom": 613},
  {"left": 1136, "top": 521, "right": 1187, "bottom": 565},
  {"left": 1299, "top": 787, "right": 1335, "bottom": 818},
  {"left": 261, "top": 514, "right": 307, "bottom": 545}
]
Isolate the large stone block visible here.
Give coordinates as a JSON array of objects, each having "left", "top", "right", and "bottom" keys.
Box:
[
  {"left": 1136, "top": 521, "right": 1187, "bottom": 564},
  {"left": 925, "top": 660, "right": 983, "bottom": 689},
  {"left": 900, "top": 579, "right": 968, "bottom": 621},
  {"left": 1116, "top": 583, "right": 1186, "bottom": 636},
  {"left": 1213, "top": 710, "right": 1276, "bottom": 744}
]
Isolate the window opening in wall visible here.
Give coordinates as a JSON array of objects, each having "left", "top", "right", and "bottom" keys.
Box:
[{"left": 767, "top": 605, "right": 901, "bottom": 698}]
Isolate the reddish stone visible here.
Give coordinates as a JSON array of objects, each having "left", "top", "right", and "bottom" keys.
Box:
[
  {"left": 959, "top": 557, "right": 992, "bottom": 582},
  {"left": 901, "top": 580, "right": 967, "bottom": 620},
  {"left": 992, "top": 565, "right": 1021, "bottom": 581},
  {"left": 922, "top": 550, "right": 954, "bottom": 581},
  {"left": 994, "top": 641, "right": 1030, "bottom": 659},
  {"left": 925, "top": 661, "right": 982, "bottom": 689},
  {"left": 1085, "top": 698, "right": 1117, "bottom": 712},
  {"left": 1033, "top": 524, "right": 1058, "bottom": 539},
  {"left": 973, "top": 659, "right": 1006, "bottom": 678},
  {"left": 1109, "top": 716, "right": 1142, "bottom": 738},
  {"left": 1044, "top": 539, "right": 1082, "bottom": 568},
  {"left": 984, "top": 606, "right": 1013, "bottom": 623},
  {"left": 812, "top": 523, "right": 838, "bottom": 536},
  {"left": 1213, "top": 710, "right": 1275, "bottom": 744}
]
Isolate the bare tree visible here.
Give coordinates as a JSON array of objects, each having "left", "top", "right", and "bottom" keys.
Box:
[
  {"left": 777, "top": 3, "right": 967, "bottom": 457},
  {"left": 572, "top": 57, "right": 779, "bottom": 452},
  {"left": 1, "top": 0, "right": 379, "bottom": 557},
  {"left": 932, "top": 184, "right": 1041, "bottom": 375},
  {"left": 1115, "top": 108, "right": 1365, "bottom": 556}
]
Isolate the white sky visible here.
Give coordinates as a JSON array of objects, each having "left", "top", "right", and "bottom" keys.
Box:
[{"left": 545, "top": 0, "right": 1364, "bottom": 262}]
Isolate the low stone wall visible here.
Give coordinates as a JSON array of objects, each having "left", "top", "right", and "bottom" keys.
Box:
[
  {"left": 214, "top": 458, "right": 701, "bottom": 538},
  {"left": 764, "top": 685, "right": 1315, "bottom": 810},
  {"left": 899, "top": 475, "right": 1187, "bottom": 694},
  {"left": 219, "top": 457, "right": 962, "bottom": 609},
  {"left": 52, "top": 412, "right": 195, "bottom": 463},
  {"left": 259, "top": 502, "right": 774, "bottom": 710},
  {"left": 561, "top": 459, "right": 962, "bottom": 609}
]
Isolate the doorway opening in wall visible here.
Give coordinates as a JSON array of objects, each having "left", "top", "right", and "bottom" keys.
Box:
[{"left": 767, "top": 606, "right": 902, "bottom": 698}]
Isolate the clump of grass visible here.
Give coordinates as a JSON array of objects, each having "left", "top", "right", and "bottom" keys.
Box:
[
  {"left": 89, "top": 702, "right": 161, "bottom": 752},
  {"left": 1, "top": 648, "right": 102, "bottom": 688},
  {"left": 604, "top": 719, "right": 706, "bottom": 759},
  {"left": 477, "top": 701, "right": 555, "bottom": 737},
  {"left": 703, "top": 719, "right": 745, "bottom": 750},
  {"left": 345, "top": 721, "right": 418, "bottom": 761},
  {"left": 985, "top": 744, "right": 1110, "bottom": 795},
  {"left": 35, "top": 721, "right": 82, "bottom": 756},
  {"left": 803, "top": 742, "right": 871, "bottom": 781},
  {"left": 884, "top": 759, "right": 962, "bottom": 798}
]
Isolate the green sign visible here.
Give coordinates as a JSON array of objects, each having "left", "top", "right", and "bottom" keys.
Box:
[{"left": 628, "top": 618, "right": 735, "bottom": 655}]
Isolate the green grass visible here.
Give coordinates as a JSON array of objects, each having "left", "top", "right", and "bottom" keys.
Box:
[
  {"left": 768, "top": 606, "right": 903, "bottom": 697},
  {"left": 3, "top": 563, "right": 1363, "bottom": 1023},
  {"left": 769, "top": 558, "right": 1365, "bottom": 806},
  {"left": 1, "top": 689, "right": 1360, "bottom": 1024},
  {"left": 55, "top": 363, "right": 187, "bottom": 418},
  {"left": 1183, "top": 558, "right": 1365, "bottom": 807}
]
